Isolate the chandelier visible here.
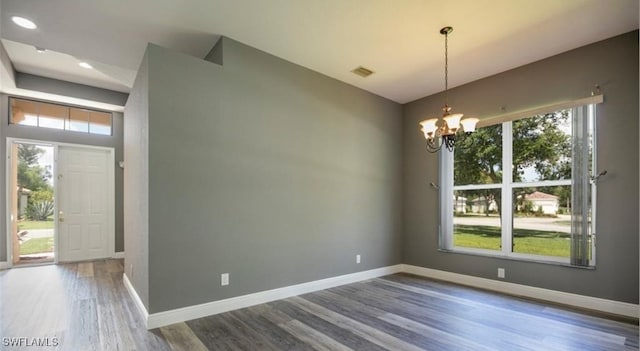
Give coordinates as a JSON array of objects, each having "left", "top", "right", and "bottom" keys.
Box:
[{"left": 419, "top": 26, "right": 478, "bottom": 152}]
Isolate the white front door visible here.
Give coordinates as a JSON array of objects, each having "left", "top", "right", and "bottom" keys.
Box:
[{"left": 57, "top": 146, "right": 113, "bottom": 262}]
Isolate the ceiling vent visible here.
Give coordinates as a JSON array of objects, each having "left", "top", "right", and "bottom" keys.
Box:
[{"left": 351, "top": 66, "right": 374, "bottom": 78}]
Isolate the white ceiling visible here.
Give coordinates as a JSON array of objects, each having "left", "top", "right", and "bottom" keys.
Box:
[{"left": 0, "top": 0, "right": 638, "bottom": 105}]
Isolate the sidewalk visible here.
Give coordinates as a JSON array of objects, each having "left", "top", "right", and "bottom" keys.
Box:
[
  {"left": 454, "top": 214, "right": 571, "bottom": 233},
  {"left": 20, "top": 228, "right": 54, "bottom": 239}
]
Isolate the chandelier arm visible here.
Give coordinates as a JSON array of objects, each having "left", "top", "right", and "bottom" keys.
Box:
[{"left": 425, "top": 138, "right": 443, "bottom": 153}]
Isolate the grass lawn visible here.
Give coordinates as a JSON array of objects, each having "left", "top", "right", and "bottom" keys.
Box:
[
  {"left": 20, "top": 237, "right": 54, "bottom": 255},
  {"left": 18, "top": 220, "right": 54, "bottom": 230},
  {"left": 454, "top": 224, "right": 570, "bottom": 257}
]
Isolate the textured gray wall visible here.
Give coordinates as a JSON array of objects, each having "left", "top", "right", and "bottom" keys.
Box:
[
  {"left": 0, "top": 94, "right": 124, "bottom": 262},
  {"left": 141, "top": 39, "right": 403, "bottom": 313},
  {"left": 123, "top": 52, "right": 150, "bottom": 308},
  {"left": 403, "top": 31, "right": 639, "bottom": 304}
]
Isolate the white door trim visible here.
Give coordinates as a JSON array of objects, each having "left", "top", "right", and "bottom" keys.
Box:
[
  {"left": 5, "top": 139, "right": 11, "bottom": 268},
  {"left": 5, "top": 138, "right": 115, "bottom": 267}
]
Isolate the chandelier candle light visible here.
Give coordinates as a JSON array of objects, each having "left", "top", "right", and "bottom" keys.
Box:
[{"left": 419, "top": 26, "right": 478, "bottom": 152}]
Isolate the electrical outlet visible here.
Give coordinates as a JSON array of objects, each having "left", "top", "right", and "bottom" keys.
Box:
[
  {"left": 356, "top": 254, "right": 361, "bottom": 264},
  {"left": 497, "top": 268, "right": 505, "bottom": 279},
  {"left": 221, "top": 273, "right": 229, "bottom": 286}
]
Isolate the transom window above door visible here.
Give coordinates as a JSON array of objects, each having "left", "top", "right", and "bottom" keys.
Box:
[{"left": 10, "top": 97, "right": 113, "bottom": 136}]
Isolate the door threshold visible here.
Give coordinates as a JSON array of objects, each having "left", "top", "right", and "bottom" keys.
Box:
[
  {"left": 12, "top": 261, "right": 56, "bottom": 268},
  {"left": 14, "top": 254, "right": 56, "bottom": 267}
]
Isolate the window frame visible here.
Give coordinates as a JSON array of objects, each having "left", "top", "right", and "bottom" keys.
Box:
[{"left": 439, "top": 97, "right": 601, "bottom": 267}]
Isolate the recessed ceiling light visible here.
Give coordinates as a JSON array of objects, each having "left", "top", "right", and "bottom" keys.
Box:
[
  {"left": 11, "top": 16, "right": 37, "bottom": 30},
  {"left": 35, "top": 47, "right": 46, "bottom": 53},
  {"left": 78, "top": 62, "right": 93, "bottom": 69}
]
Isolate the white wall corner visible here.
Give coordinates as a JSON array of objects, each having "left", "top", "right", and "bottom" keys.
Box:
[
  {"left": 123, "top": 273, "right": 150, "bottom": 329},
  {"left": 112, "top": 252, "right": 125, "bottom": 259},
  {"left": 0, "top": 261, "right": 9, "bottom": 270},
  {"left": 401, "top": 264, "right": 639, "bottom": 319},
  {"left": 146, "top": 264, "right": 403, "bottom": 329}
]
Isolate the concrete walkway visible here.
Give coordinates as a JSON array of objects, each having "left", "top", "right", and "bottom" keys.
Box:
[{"left": 21, "top": 228, "right": 54, "bottom": 239}]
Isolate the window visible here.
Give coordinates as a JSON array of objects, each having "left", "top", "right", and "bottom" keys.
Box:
[
  {"left": 10, "top": 98, "right": 113, "bottom": 136},
  {"left": 440, "top": 102, "right": 598, "bottom": 266}
]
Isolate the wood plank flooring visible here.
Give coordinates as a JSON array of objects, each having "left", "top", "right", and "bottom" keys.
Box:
[
  {"left": 0, "top": 259, "right": 637, "bottom": 350},
  {"left": 0, "top": 260, "right": 170, "bottom": 351}
]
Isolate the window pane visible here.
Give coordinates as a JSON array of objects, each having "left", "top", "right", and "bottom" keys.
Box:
[
  {"left": 38, "top": 102, "right": 67, "bottom": 130},
  {"left": 513, "top": 186, "right": 571, "bottom": 257},
  {"left": 68, "top": 108, "right": 90, "bottom": 133},
  {"left": 513, "top": 110, "right": 572, "bottom": 182},
  {"left": 453, "top": 188, "right": 502, "bottom": 251},
  {"left": 11, "top": 99, "right": 38, "bottom": 126},
  {"left": 454, "top": 123, "right": 502, "bottom": 185},
  {"left": 89, "top": 111, "right": 112, "bottom": 135}
]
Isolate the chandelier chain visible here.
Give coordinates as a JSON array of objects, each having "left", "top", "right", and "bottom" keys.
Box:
[{"left": 444, "top": 30, "right": 448, "bottom": 107}]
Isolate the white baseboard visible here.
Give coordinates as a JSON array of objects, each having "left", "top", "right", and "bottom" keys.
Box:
[
  {"left": 112, "top": 252, "right": 125, "bottom": 259},
  {"left": 123, "top": 273, "right": 150, "bottom": 329},
  {"left": 128, "top": 263, "right": 637, "bottom": 330},
  {"left": 402, "top": 264, "right": 639, "bottom": 319},
  {"left": 0, "top": 261, "right": 8, "bottom": 270},
  {"left": 146, "top": 265, "right": 403, "bottom": 329}
]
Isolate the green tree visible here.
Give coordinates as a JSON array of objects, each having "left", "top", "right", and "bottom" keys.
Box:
[
  {"left": 18, "top": 144, "right": 43, "bottom": 167},
  {"left": 454, "top": 124, "right": 503, "bottom": 185},
  {"left": 17, "top": 144, "right": 53, "bottom": 221},
  {"left": 454, "top": 123, "right": 502, "bottom": 216},
  {"left": 512, "top": 111, "right": 571, "bottom": 182},
  {"left": 454, "top": 111, "right": 572, "bottom": 217},
  {"left": 17, "top": 144, "right": 51, "bottom": 192}
]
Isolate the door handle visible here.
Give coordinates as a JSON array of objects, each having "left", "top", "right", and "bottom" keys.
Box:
[{"left": 59, "top": 211, "right": 64, "bottom": 222}]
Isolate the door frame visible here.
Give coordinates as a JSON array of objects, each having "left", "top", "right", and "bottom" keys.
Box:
[{"left": 5, "top": 138, "right": 115, "bottom": 268}]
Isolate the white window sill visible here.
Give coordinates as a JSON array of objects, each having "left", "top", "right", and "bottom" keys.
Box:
[{"left": 437, "top": 248, "right": 596, "bottom": 270}]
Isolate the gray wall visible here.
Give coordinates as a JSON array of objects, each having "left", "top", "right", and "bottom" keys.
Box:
[
  {"left": 0, "top": 94, "right": 125, "bottom": 261},
  {"left": 15, "top": 73, "right": 129, "bottom": 106},
  {"left": 124, "top": 51, "right": 150, "bottom": 308},
  {"left": 403, "top": 31, "right": 639, "bottom": 304},
  {"left": 204, "top": 38, "right": 223, "bottom": 65},
  {"left": 129, "top": 38, "right": 403, "bottom": 313}
]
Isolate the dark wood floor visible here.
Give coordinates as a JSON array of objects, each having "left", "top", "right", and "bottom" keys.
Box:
[{"left": 0, "top": 260, "right": 637, "bottom": 350}]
